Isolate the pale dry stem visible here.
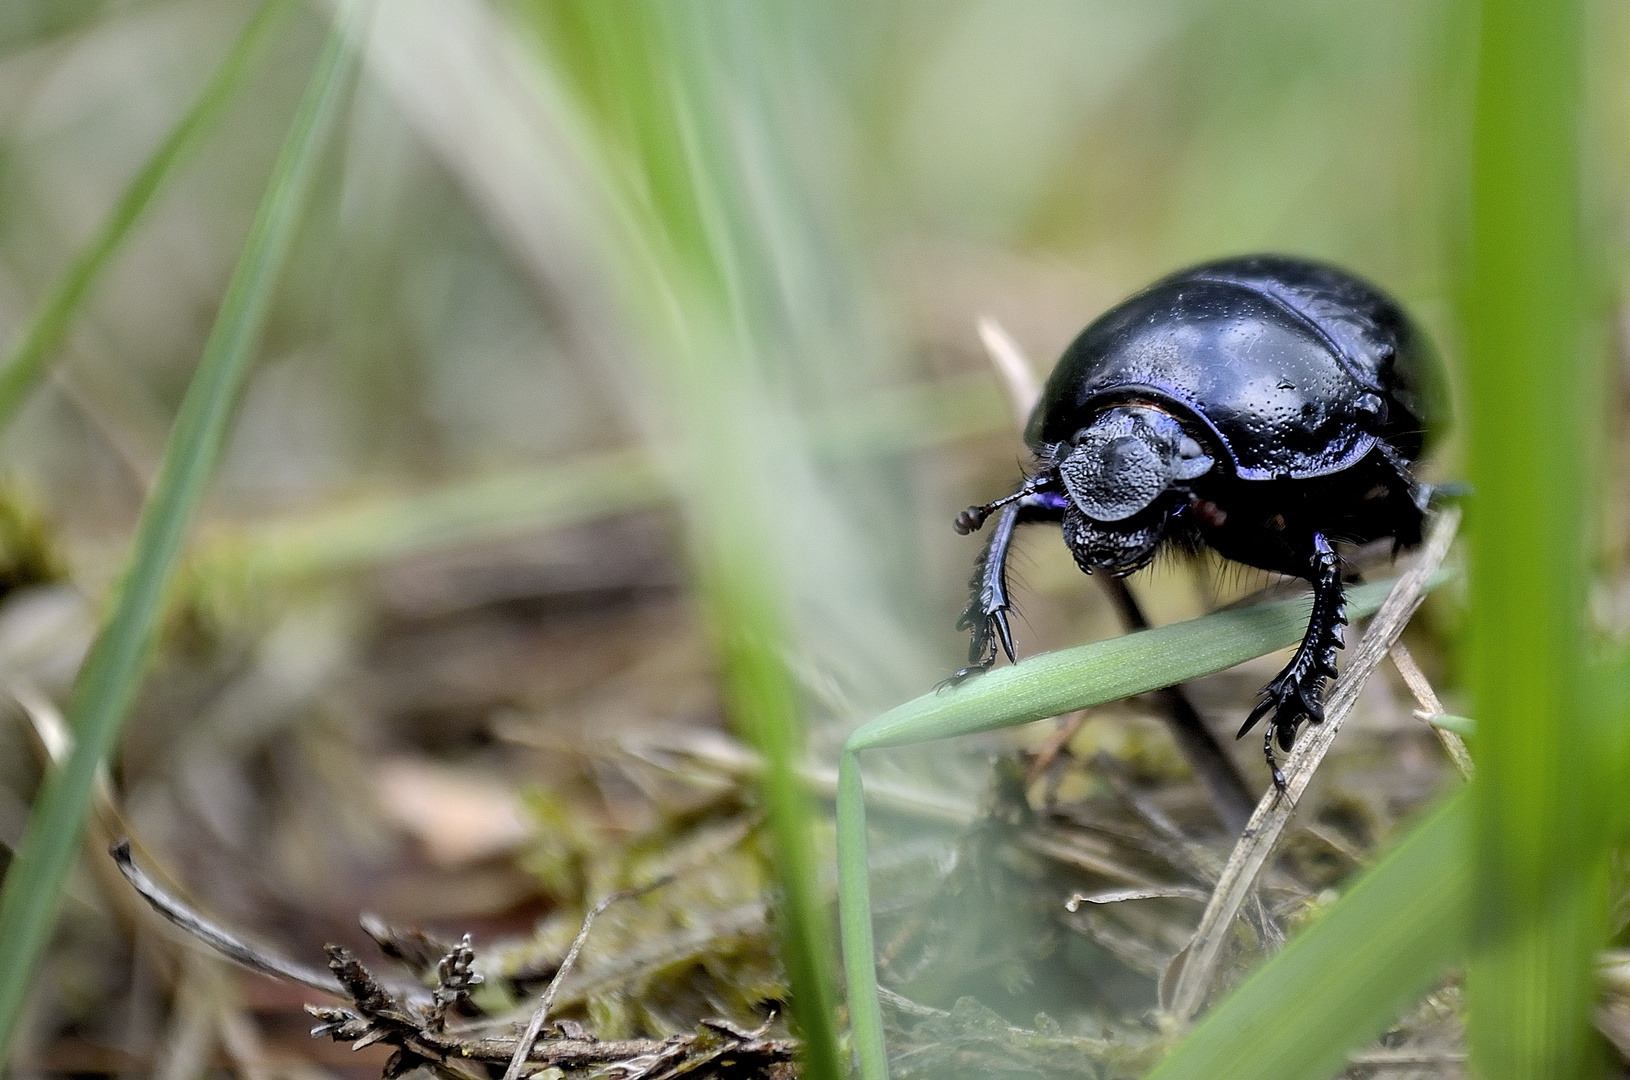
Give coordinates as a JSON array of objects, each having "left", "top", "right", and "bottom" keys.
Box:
[{"left": 1163, "top": 506, "right": 1462, "bottom": 1021}]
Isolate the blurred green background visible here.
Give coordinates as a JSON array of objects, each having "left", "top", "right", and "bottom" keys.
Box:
[{"left": 0, "top": 1, "right": 1624, "bottom": 1077}]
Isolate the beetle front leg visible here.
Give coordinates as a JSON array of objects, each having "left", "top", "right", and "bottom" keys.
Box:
[
  {"left": 952, "top": 501, "right": 1023, "bottom": 682},
  {"left": 1237, "top": 532, "right": 1347, "bottom": 790},
  {"left": 949, "top": 491, "right": 1065, "bottom": 683}
]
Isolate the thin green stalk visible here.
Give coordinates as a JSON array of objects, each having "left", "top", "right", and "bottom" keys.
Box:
[
  {"left": 837, "top": 750, "right": 885, "bottom": 1080},
  {"left": 0, "top": 21, "right": 354, "bottom": 1059},
  {"left": 0, "top": 0, "right": 292, "bottom": 432},
  {"left": 1463, "top": 1, "right": 1608, "bottom": 1076},
  {"left": 702, "top": 544, "right": 841, "bottom": 1080},
  {"left": 1145, "top": 792, "right": 1472, "bottom": 1080}
]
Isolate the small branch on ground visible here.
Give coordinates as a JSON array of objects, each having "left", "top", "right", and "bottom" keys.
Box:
[
  {"left": 1163, "top": 506, "right": 1461, "bottom": 1021},
  {"left": 503, "top": 876, "right": 672, "bottom": 1080},
  {"left": 1025, "top": 709, "right": 1089, "bottom": 788},
  {"left": 1390, "top": 640, "right": 1474, "bottom": 779},
  {"left": 109, "top": 842, "right": 792, "bottom": 1079}
]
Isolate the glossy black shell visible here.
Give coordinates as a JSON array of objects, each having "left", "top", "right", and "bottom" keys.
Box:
[{"left": 1026, "top": 255, "right": 1442, "bottom": 480}]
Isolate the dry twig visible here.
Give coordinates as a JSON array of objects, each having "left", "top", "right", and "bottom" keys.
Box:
[
  {"left": 976, "top": 316, "right": 1041, "bottom": 428},
  {"left": 109, "top": 841, "right": 790, "bottom": 1079},
  {"left": 1025, "top": 709, "right": 1090, "bottom": 788},
  {"left": 1164, "top": 506, "right": 1461, "bottom": 1020},
  {"left": 502, "top": 877, "right": 670, "bottom": 1080}
]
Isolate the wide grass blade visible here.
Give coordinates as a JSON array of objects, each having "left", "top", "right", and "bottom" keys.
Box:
[
  {"left": 0, "top": 0, "right": 292, "bottom": 432},
  {"left": 838, "top": 571, "right": 1449, "bottom": 1080},
  {"left": 1463, "top": 1, "right": 1609, "bottom": 1076},
  {"left": 1144, "top": 792, "right": 1472, "bottom": 1080},
  {"left": 0, "top": 20, "right": 354, "bottom": 1059},
  {"left": 1139, "top": 643, "right": 1630, "bottom": 1080}
]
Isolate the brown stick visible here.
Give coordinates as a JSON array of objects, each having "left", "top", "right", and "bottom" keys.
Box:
[
  {"left": 502, "top": 876, "right": 672, "bottom": 1080},
  {"left": 1164, "top": 507, "right": 1460, "bottom": 1020},
  {"left": 1025, "top": 709, "right": 1090, "bottom": 787},
  {"left": 1390, "top": 640, "right": 1475, "bottom": 779}
]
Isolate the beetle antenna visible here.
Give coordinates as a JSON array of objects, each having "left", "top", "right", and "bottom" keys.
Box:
[{"left": 953, "top": 475, "right": 1042, "bottom": 535}]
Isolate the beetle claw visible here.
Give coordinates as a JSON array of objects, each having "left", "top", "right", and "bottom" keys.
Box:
[
  {"left": 1296, "top": 680, "right": 1324, "bottom": 723},
  {"left": 943, "top": 661, "right": 992, "bottom": 688},
  {"left": 992, "top": 609, "right": 1017, "bottom": 665}
]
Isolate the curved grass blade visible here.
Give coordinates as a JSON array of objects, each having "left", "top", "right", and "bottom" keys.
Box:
[
  {"left": 838, "top": 570, "right": 1450, "bottom": 1080},
  {"left": 0, "top": 20, "right": 355, "bottom": 1059},
  {"left": 848, "top": 573, "right": 1445, "bottom": 753},
  {"left": 1144, "top": 791, "right": 1472, "bottom": 1080},
  {"left": 0, "top": 0, "right": 293, "bottom": 432}
]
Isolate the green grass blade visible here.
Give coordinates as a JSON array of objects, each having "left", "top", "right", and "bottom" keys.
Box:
[
  {"left": 1463, "top": 1, "right": 1608, "bottom": 1076},
  {"left": 846, "top": 573, "right": 1448, "bottom": 753},
  {"left": 0, "top": 0, "right": 292, "bottom": 432},
  {"left": 1138, "top": 642, "right": 1627, "bottom": 1080},
  {"left": 1145, "top": 791, "right": 1472, "bottom": 1080},
  {"left": 1604, "top": 646, "right": 1630, "bottom": 838},
  {"left": 703, "top": 545, "right": 842, "bottom": 1080},
  {"left": 1430, "top": 713, "right": 1476, "bottom": 738},
  {"left": 0, "top": 21, "right": 354, "bottom": 1059}
]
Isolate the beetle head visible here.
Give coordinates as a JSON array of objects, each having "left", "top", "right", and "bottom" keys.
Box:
[
  {"left": 1058, "top": 406, "right": 1212, "bottom": 519},
  {"left": 1054, "top": 405, "right": 1213, "bottom": 573}
]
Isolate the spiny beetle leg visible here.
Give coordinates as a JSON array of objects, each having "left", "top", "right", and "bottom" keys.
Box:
[{"left": 1238, "top": 532, "right": 1348, "bottom": 783}]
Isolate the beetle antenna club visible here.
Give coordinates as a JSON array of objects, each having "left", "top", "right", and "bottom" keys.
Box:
[
  {"left": 954, "top": 472, "right": 1048, "bottom": 535},
  {"left": 951, "top": 254, "right": 1445, "bottom": 793}
]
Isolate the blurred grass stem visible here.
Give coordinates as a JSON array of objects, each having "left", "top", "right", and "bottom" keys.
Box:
[
  {"left": 1463, "top": 0, "right": 1608, "bottom": 1076},
  {"left": 0, "top": 18, "right": 354, "bottom": 1058},
  {"left": 188, "top": 372, "right": 1013, "bottom": 593},
  {"left": 0, "top": 0, "right": 293, "bottom": 433}
]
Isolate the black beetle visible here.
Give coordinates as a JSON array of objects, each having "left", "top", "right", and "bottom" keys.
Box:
[{"left": 953, "top": 254, "right": 1444, "bottom": 790}]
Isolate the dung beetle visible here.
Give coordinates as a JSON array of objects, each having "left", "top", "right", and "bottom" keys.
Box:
[{"left": 953, "top": 254, "right": 1444, "bottom": 790}]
